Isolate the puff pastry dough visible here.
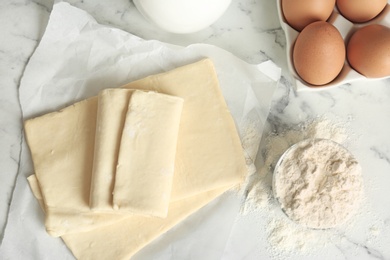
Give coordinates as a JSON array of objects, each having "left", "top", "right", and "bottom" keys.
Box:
[
  {"left": 25, "top": 59, "right": 246, "bottom": 258},
  {"left": 114, "top": 90, "right": 183, "bottom": 217},
  {"left": 90, "top": 89, "right": 133, "bottom": 211}
]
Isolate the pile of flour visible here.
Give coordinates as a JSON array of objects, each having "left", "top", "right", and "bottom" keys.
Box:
[
  {"left": 273, "top": 138, "right": 363, "bottom": 229},
  {"left": 239, "top": 116, "right": 366, "bottom": 255},
  {"left": 241, "top": 116, "right": 353, "bottom": 216}
]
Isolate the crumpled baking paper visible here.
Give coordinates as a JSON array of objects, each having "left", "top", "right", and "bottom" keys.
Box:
[{"left": 0, "top": 2, "right": 280, "bottom": 259}]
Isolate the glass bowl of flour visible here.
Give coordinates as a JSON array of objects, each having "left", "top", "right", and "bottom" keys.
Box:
[{"left": 272, "top": 138, "right": 364, "bottom": 229}]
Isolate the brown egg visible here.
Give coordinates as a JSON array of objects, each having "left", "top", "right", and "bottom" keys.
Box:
[
  {"left": 293, "top": 21, "right": 345, "bottom": 86},
  {"left": 336, "top": 0, "right": 387, "bottom": 23},
  {"left": 282, "top": 0, "right": 336, "bottom": 31},
  {"left": 347, "top": 24, "right": 390, "bottom": 78}
]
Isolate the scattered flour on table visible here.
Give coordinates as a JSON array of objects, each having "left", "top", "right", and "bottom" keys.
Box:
[
  {"left": 237, "top": 116, "right": 368, "bottom": 256},
  {"left": 240, "top": 116, "right": 352, "bottom": 216},
  {"left": 266, "top": 217, "right": 331, "bottom": 257}
]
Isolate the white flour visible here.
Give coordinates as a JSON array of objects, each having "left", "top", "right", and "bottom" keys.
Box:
[
  {"left": 266, "top": 217, "right": 331, "bottom": 256},
  {"left": 238, "top": 116, "right": 367, "bottom": 256},
  {"left": 273, "top": 139, "right": 363, "bottom": 229},
  {"left": 240, "top": 116, "right": 352, "bottom": 216}
]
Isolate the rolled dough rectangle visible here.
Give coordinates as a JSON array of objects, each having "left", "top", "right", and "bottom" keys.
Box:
[
  {"left": 113, "top": 90, "right": 183, "bottom": 217},
  {"left": 24, "top": 96, "right": 98, "bottom": 213},
  {"left": 24, "top": 59, "right": 247, "bottom": 237},
  {"left": 90, "top": 89, "right": 134, "bottom": 211}
]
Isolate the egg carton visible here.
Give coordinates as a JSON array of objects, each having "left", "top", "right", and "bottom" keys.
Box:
[{"left": 276, "top": 1, "right": 390, "bottom": 91}]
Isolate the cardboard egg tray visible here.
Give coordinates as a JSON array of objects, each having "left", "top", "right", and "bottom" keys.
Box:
[{"left": 276, "top": 1, "right": 390, "bottom": 91}]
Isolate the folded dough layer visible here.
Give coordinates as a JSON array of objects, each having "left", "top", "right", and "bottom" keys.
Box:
[
  {"left": 122, "top": 59, "right": 247, "bottom": 200},
  {"left": 90, "top": 89, "right": 134, "bottom": 211},
  {"left": 114, "top": 90, "right": 183, "bottom": 217},
  {"left": 25, "top": 96, "right": 98, "bottom": 214}
]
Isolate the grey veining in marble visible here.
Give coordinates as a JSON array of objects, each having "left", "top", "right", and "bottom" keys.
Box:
[
  {"left": 1, "top": 0, "right": 390, "bottom": 258},
  {"left": 0, "top": 0, "right": 51, "bottom": 242}
]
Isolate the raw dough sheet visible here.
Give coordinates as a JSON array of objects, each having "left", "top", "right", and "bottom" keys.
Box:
[
  {"left": 90, "top": 89, "right": 134, "bottom": 211},
  {"left": 114, "top": 90, "right": 184, "bottom": 217},
  {"left": 24, "top": 59, "right": 248, "bottom": 240},
  {"left": 0, "top": 2, "right": 280, "bottom": 259}
]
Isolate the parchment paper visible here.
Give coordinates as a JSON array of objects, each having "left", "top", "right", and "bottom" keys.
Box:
[{"left": 0, "top": 2, "right": 280, "bottom": 259}]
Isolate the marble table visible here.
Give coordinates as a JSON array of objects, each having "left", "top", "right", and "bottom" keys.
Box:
[{"left": 1, "top": 0, "right": 389, "bottom": 259}]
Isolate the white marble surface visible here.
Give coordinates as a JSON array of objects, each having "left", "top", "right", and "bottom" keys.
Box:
[{"left": 0, "top": 0, "right": 390, "bottom": 259}]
